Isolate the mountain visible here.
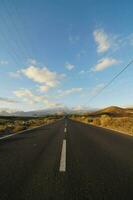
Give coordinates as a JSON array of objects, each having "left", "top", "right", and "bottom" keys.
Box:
[
  {"left": 0, "top": 107, "right": 95, "bottom": 117},
  {"left": 91, "top": 106, "right": 133, "bottom": 117},
  {"left": 95, "top": 106, "right": 124, "bottom": 114},
  {"left": 0, "top": 106, "right": 132, "bottom": 117}
]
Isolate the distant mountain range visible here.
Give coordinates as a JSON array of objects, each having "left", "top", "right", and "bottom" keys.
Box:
[
  {"left": 0, "top": 107, "right": 95, "bottom": 117},
  {"left": 0, "top": 106, "right": 132, "bottom": 117}
]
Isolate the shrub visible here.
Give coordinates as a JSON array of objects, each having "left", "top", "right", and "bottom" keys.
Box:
[
  {"left": 100, "top": 114, "right": 112, "bottom": 127},
  {"left": 93, "top": 118, "right": 101, "bottom": 126},
  {"left": 12, "top": 125, "right": 26, "bottom": 133}
]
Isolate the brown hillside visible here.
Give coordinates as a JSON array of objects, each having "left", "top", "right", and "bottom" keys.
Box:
[{"left": 91, "top": 106, "right": 133, "bottom": 117}]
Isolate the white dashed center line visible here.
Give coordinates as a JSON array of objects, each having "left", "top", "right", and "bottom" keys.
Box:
[
  {"left": 59, "top": 139, "right": 66, "bottom": 172},
  {"left": 64, "top": 127, "right": 67, "bottom": 133}
]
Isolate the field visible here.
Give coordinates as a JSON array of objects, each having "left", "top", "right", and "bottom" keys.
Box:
[
  {"left": 70, "top": 106, "right": 133, "bottom": 135},
  {"left": 0, "top": 115, "right": 62, "bottom": 135}
]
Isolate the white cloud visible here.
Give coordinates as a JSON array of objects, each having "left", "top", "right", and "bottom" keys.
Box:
[
  {"left": 10, "top": 65, "right": 65, "bottom": 92},
  {"left": 14, "top": 89, "right": 33, "bottom": 98},
  {"left": 127, "top": 33, "right": 133, "bottom": 46},
  {"left": 14, "top": 89, "right": 45, "bottom": 104},
  {"left": 90, "top": 84, "right": 105, "bottom": 96},
  {"left": 9, "top": 71, "right": 21, "bottom": 78},
  {"left": 117, "top": 33, "right": 133, "bottom": 48},
  {"left": 93, "top": 29, "right": 133, "bottom": 54},
  {"left": 0, "top": 108, "right": 19, "bottom": 113},
  {"left": 38, "top": 85, "right": 50, "bottom": 92},
  {"left": 20, "top": 65, "right": 65, "bottom": 92},
  {"left": 70, "top": 105, "right": 96, "bottom": 113},
  {"left": 0, "top": 60, "right": 8, "bottom": 65},
  {"left": 79, "top": 70, "right": 85, "bottom": 74},
  {"left": 14, "top": 89, "right": 62, "bottom": 108},
  {"left": 65, "top": 63, "right": 75, "bottom": 70},
  {"left": 79, "top": 70, "right": 86, "bottom": 74},
  {"left": 79, "top": 69, "right": 90, "bottom": 75},
  {"left": 58, "top": 87, "right": 83, "bottom": 97},
  {"left": 68, "top": 35, "right": 80, "bottom": 44},
  {"left": 93, "top": 29, "right": 110, "bottom": 53},
  {"left": 77, "top": 50, "right": 86, "bottom": 59},
  {"left": 21, "top": 66, "right": 59, "bottom": 86},
  {"left": 27, "top": 58, "right": 37, "bottom": 65},
  {"left": 92, "top": 57, "right": 119, "bottom": 72},
  {"left": 0, "top": 97, "right": 17, "bottom": 104},
  {"left": 43, "top": 99, "right": 62, "bottom": 108}
]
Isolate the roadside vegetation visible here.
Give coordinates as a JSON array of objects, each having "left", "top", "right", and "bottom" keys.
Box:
[
  {"left": 0, "top": 115, "right": 62, "bottom": 135},
  {"left": 70, "top": 106, "right": 133, "bottom": 135}
]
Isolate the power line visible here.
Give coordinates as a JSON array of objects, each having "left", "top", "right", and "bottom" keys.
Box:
[{"left": 87, "top": 59, "right": 133, "bottom": 104}]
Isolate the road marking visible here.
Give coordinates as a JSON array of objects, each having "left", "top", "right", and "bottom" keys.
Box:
[
  {"left": 59, "top": 139, "right": 66, "bottom": 172},
  {"left": 64, "top": 127, "right": 67, "bottom": 133},
  {"left": 0, "top": 132, "right": 18, "bottom": 140}
]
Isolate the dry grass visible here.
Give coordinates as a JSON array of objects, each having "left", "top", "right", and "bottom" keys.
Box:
[
  {"left": 71, "top": 114, "right": 133, "bottom": 135},
  {"left": 0, "top": 115, "right": 62, "bottom": 135}
]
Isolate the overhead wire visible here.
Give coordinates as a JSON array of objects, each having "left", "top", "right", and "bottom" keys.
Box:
[{"left": 86, "top": 59, "right": 133, "bottom": 104}]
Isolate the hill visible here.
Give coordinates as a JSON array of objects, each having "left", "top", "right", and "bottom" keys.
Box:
[
  {"left": 91, "top": 106, "right": 133, "bottom": 117},
  {"left": 70, "top": 106, "right": 133, "bottom": 135}
]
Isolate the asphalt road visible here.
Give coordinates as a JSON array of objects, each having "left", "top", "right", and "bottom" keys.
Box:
[{"left": 0, "top": 119, "right": 133, "bottom": 200}]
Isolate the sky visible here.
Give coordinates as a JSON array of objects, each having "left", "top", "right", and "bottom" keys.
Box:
[{"left": 0, "top": 0, "right": 133, "bottom": 111}]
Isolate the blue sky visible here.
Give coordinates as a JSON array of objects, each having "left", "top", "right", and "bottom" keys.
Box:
[{"left": 0, "top": 0, "right": 133, "bottom": 111}]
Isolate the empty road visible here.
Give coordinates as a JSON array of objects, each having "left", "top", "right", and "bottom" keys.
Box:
[{"left": 0, "top": 119, "right": 133, "bottom": 200}]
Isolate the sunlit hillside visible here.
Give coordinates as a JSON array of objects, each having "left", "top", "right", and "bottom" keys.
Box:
[{"left": 70, "top": 106, "right": 133, "bottom": 135}]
